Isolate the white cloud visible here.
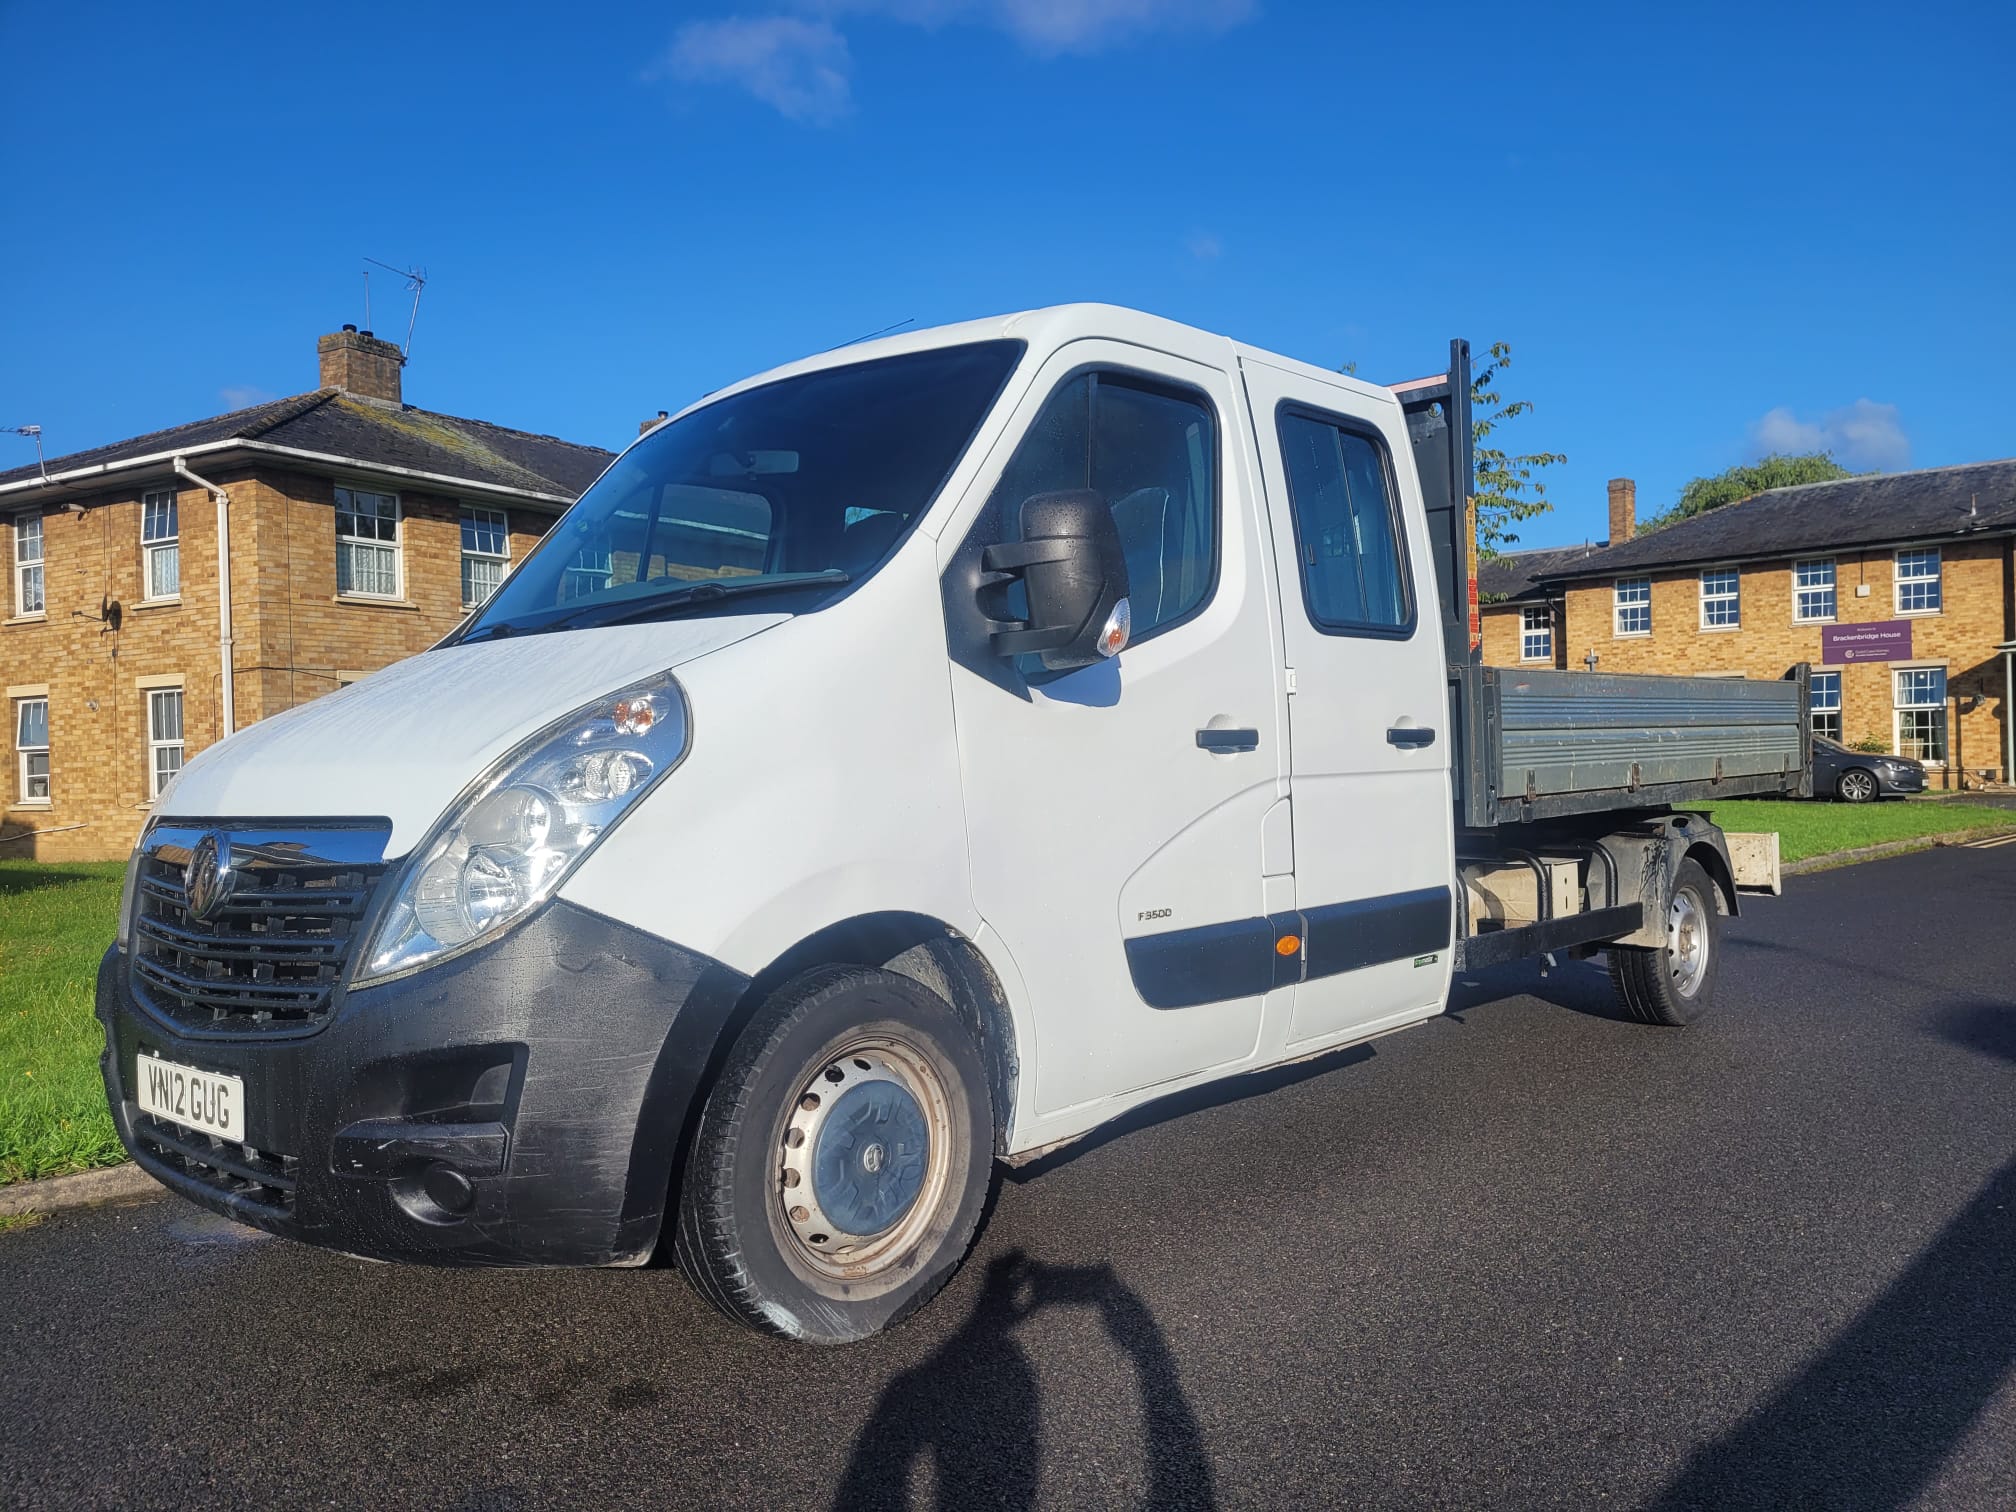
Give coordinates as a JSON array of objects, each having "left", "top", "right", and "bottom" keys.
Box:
[
  {"left": 664, "top": 1, "right": 1255, "bottom": 120},
  {"left": 1185, "top": 230, "right": 1223, "bottom": 261},
  {"left": 218, "top": 385, "right": 276, "bottom": 410},
  {"left": 660, "top": 16, "right": 853, "bottom": 125},
  {"left": 985, "top": 0, "right": 1257, "bottom": 55},
  {"left": 1750, "top": 399, "right": 1910, "bottom": 472}
]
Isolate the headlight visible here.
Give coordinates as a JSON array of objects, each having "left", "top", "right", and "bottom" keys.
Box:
[{"left": 357, "top": 671, "right": 689, "bottom": 984}]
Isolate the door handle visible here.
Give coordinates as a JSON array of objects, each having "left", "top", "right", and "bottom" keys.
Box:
[
  {"left": 1386, "top": 726, "right": 1436, "bottom": 748},
  {"left": 1197, "top": 727, "right": 1261, "bottom": 754}
]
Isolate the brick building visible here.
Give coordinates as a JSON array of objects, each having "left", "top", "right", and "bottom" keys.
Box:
[
  {"left": 2, "top": 327, "right": 612, "bottom": 860},
  {"left": 1479, "top": 462, "right": 2016, "bottom": 787}
]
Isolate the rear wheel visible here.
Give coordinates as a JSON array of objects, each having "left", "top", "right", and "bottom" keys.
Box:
[
  {"left": 1610, "top": 857, "right": 1723, "bottom": 1026},
  {"left": 673, "top": 965, "right": 994, "bottom": 1345},
  {"left": 1838, "top": 768, "right": 1879, "bottom": 803}
]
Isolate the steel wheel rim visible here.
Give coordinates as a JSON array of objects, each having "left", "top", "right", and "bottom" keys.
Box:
[
  {"left": 777, "top": 1035, "right": 953, "bottom": 1281},
  {"left": 1668, "top": 887, "right": 1709, "bottom": 998}
]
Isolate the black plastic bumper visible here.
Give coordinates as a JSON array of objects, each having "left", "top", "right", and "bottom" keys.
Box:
[{"left": 97, "top": 900, "right": 747, "bottom": 1267}]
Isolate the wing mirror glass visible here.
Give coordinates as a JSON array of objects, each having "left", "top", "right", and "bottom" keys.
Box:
[{"left": 978, "top": 490, "right": 1133, "bottom": 672}]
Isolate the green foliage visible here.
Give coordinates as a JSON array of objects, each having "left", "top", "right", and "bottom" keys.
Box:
[
  {"left": 0, "top": 861, "right": 125, "bottom": 1184},
  {"left": 1644, "top": 452, "right": 1854, "bottom": 532},
  {"left": 1851, "top": 736, "right": 1890, "bottom": 754},
  {"left": 1684, "top": 799, "right": 2013, "bottom": 864},
  {"left": 1471, "top": 342, "right": 1564, "bottom": 559}
]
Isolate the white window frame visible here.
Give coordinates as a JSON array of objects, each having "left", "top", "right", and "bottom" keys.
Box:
[
  {"left": 562, "top": 546, "right": 615, "bottom": 601},
  {"left": 15, "top": 695, "right": 49, "bottom": 804},
  {"left": 335, "top": 486, "right": 402, "bottom": 599},
  {"left": 1613, "top": 577, "right": 1651, "bottom": 637},
  {"left": 1519, "top": 603, "right": 1552, "bottom": 662},
  {"left": 459, "top": 505, "right": 511, "bottom": 609},
  {"left": 13, "top": 512, "right": 44, "bottom": 617},
  {"left": 146, "top": 686, "right": 185, "bottom": 800},
  {"left": 1895, "top": 547, "right": 1941, "bottom": 616},
  {"left": 1809, "top": 670, "right": 1842, "bottom": 743},
  {"left": 1699, "top": 567, "right": 1740, "bottom": 630},
  {"left": 1893, "top": 666, "right": 1947, "bottom": 764},
  {"left": 1792, "top": 558, "right": 1836, "bottom": 623},
  {"left": 141, "top": 489, "right": 180, "bottom": 601}
]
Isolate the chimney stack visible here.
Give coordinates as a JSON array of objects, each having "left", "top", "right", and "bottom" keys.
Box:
[
  {"left": 639, "top": 410, "right": 669, "bottom": 436},
  {"left": 1607, "top": 478, "right": 1636, "bottom": 544},
  {"left": 318, "top": 324, "right": 404, "bottom": 405}
]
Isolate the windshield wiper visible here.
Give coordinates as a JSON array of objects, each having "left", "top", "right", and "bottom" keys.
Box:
[{"left": 535, "top": 570, "right": 852, "bottom": 634}]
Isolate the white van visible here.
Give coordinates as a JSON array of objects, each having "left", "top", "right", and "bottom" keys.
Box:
[{"left": 100, "top": 306, "right": 1803, "bottom": 1343}]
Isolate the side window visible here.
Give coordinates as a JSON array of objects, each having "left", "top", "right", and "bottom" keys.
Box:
[
  {"left": 1274, "top": 410, "right": 1411, "bottom": 633},
  {"left": 985, "top": 372, "right": 1218, "bottom": 645}
]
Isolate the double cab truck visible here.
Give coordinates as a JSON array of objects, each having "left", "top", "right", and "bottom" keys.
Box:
[{"left": 100, "top": 306, "right": 1806, "bottom": 1343}]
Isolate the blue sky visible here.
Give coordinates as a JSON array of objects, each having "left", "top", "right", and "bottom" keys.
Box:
[{"left": 2, "top": 0, "right": 2010, "bottom": 548}]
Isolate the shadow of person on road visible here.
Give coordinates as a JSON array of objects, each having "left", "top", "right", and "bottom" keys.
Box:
[
  {"left": 1647, "top": 995, "right": 2016, "bottom": 1511},
  {"left": 833, "top": 1250, "right": 1217, "bottom": 1511}
]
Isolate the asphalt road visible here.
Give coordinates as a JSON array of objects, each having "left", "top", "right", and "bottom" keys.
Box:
[{"left": 5, "top": 844, "right": 2014, "bottom": 1511}]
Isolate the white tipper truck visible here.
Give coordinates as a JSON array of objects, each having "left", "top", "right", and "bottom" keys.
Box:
[{"left": 100, "top": 305, "right": 1805, "bottom": 1342}]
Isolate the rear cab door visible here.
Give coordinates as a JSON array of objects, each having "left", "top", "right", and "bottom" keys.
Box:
[{"left": 1239, "top": 356, "right": 1456, "bottom": 1049}]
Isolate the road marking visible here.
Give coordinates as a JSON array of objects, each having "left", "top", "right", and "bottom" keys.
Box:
[{"left": 1960, "top": 832, "right": 2016, "bottom": 849}]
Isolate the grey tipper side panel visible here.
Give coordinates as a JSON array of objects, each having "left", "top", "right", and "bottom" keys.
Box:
[{"left": 1461, "top": 665, "right": 1811, "bottom": 827}]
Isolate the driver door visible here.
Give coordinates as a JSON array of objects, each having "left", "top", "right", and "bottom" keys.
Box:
[{"left": 940, "top": 339, "right": 1290, "bottom": 1124}]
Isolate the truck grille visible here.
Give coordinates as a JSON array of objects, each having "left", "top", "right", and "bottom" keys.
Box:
[{"left": 128, "top": 822, "right": 393, "bottom": 1038}]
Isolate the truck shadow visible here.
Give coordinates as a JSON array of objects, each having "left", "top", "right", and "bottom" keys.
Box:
[
  {"left": 1445, "top": 956, "right": 1634, "bottom": 1024},
  {"left": 833, "top": 1249, "right": 1216, "bottom": 1511},
  {"left": 1005, "top": 1044, "right": 1373, "bottom": 1182},
  {"left": 1645, "top": 995, "right": 2016, "bottom": 1511}
]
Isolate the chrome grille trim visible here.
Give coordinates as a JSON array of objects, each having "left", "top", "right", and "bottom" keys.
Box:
[{"left": 125, "top": 820, "right": 394, "bottom": 1038}]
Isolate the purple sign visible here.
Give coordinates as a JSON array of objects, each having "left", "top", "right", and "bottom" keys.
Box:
[{"left": 1821, "top": 619, "right": 1914, "bottom": 664}]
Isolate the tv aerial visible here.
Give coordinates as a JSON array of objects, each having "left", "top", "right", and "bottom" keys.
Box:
[{"left": 362, "top": 258, "right": 428, "bottom": 359}]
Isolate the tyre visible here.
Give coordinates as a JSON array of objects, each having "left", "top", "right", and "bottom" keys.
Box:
[
  {"left": 673, "top": 965, "right": 995, "bottom": 1345},
  {"left": 1838, "top": 768, "right": 1879, "bottom": 803},
  {"left": 1609, "top": 857, "right": 1723, "bottom": 1027}
]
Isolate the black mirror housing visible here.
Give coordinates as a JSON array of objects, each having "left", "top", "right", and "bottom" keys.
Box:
[{"left": 979, "top": 490, "right": 1133, "bottom": 672}]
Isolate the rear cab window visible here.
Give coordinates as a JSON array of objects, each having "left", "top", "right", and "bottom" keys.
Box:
[{"left": 1274, "top": 408, "right": 1414, "bottom": 635}]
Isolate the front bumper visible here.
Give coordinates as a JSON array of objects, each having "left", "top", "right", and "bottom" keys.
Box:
[
  {"left": 97, "top": 900, "right": 747, "bottom": 1267},
  {"left": 1884, "top": 766, "right": 1929, "bottom": 794}
]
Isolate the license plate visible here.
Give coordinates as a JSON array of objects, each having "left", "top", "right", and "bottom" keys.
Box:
[{"left": 135, "top": 1054, "right": 245, "bottom": 1141}]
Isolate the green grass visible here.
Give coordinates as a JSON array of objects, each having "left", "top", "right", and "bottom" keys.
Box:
[
  {"left": 0, "top": 860, "right": 125, "bottom": 1184},
  {"left": 1684, "top": 798, "right": 2016, "bottom": 864}
]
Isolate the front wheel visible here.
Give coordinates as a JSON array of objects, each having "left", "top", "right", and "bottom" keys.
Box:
[
  {"left": 673, "top": 965, "right": 995, "bottom": 1344},
  {"left": 1610, "top": 857, "right": 1723, "bottom": 1026},
  {"left": 1838, "top": 768, "right": 1879, "bottom": 803}
]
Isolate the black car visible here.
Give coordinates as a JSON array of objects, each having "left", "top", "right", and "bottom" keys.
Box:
[{"left": 1812, "top": 734, "right": 1928, "bottom": 802}]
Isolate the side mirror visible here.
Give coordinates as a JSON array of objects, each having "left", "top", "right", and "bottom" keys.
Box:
[{"left": 979, "top": 490, "right": 1132, "bottom": 672}]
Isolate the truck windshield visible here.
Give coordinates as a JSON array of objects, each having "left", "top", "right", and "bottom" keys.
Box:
[{"left": 460, "top": 339, "right": 1023, "bottom": 639}]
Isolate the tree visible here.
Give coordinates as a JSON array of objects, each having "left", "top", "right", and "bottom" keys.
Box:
[
  {"left": 1643, "top": 452, "right": 1854, "bottom": 531},
  {"left": 1470, "top": 342, "right": 1564, "bottom": 559}
]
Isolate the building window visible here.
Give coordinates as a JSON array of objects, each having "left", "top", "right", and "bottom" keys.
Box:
[
  {"left": 460, "top": 506, "right": 510, "bottom": 608},
  {"left": 562, "top": 546, "right": 615, "bottom": 601},
  {"left": 1793, "top": 559, "right": 1835, "bottom": 622},
  {"left": 1520, "top": 604, "right": 1552, "bottom": 662},
  {"left": 335, "top": 487, "right": 401, "bottom": 597},
  {"left": 1895, "top": 548, "right": 1941, "bottom": 614},
  {"left": 13, "top": 512, "right": 44, "bottom": 616},
  {"left": 142, "top": 489, "right": 180, "bottom": 600},
  {"left": 1614, "top": 577, "right": 1651, "bottom": 636},
  {"left": 15, "top": 696, "right": 49, "bottom": 803},
  {"left": 1894, "top": 667, "right": 1947, "bottom": 763},
  {"left": 1699, "top": 567, "right": 1740, "bottom": 629},
  {"left": 147, "top": 688, "right": 184, "bottom": 799},
  {"left": 1810, "top": 671, "right": 1842, "bottom": 742}
]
